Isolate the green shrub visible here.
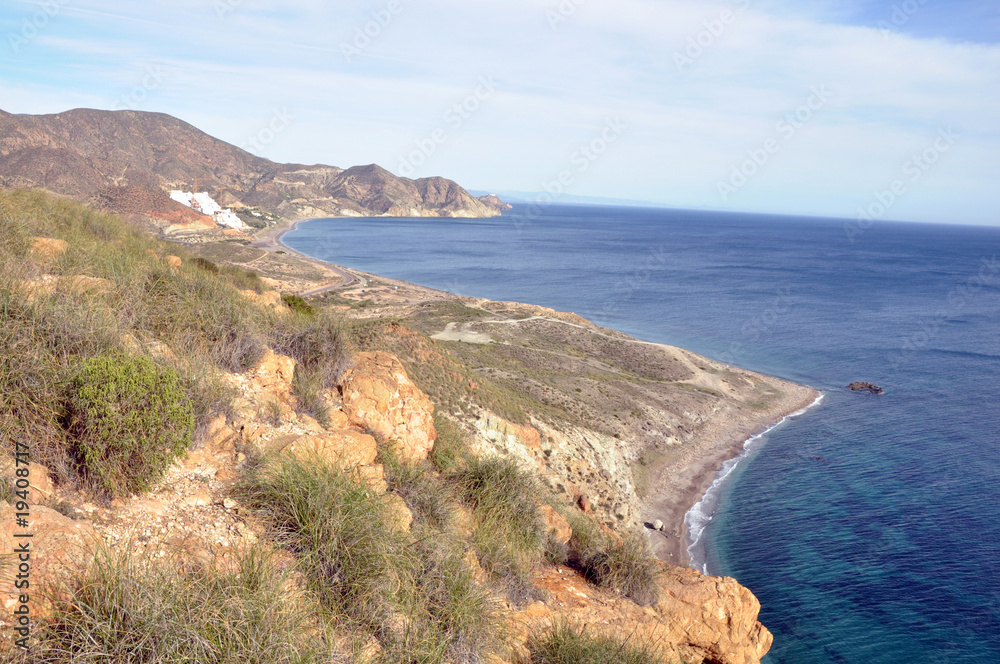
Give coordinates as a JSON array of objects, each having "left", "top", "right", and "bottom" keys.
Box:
[
  {"left": 566, "top": 513, "right": 660, "bottom": 607},
  {"left": 65, "top": 352, "right": 194, "bottom": 497},
  {"left": 380, "top": 446, "right": 456, "bottom": 530},
  {"left": 235, "top": 453, "right": 411, "bottom": 626},
  {"left": 527, "top": 621, "right": 662, "bottom": 664},
  {"left": 275, "top": 311, "right": 352, "bottom": 389},
  {"left": 28, "top": 543, "right": 333, "bottom": 664},
  {"left": 399, "top": 535, "right": 505, "bottom": 664},
  {"left": 450, "top": 457, "right": 545, "bottom": 603},
  {"left": 429, "top": 414, "right": 471, "bottom": 473},
  {"left": 189, "top": 256, "right": 219, "bottom": 273},
  {"left": 282, "top": 293, "right": 316, "bottom": 317},
  {"left": 291, "top": 365, "right": 330, "bottom": 427},
  {"left": 218, "top": 263, "right": 266, "bottom": 293},
  {"left": 236, "top": 453, "right": 505, "bottom": 664}
]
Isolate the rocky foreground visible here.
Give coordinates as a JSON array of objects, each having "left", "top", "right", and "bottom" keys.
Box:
[
  {"left": 0, "top": 195, "right": 807, "bottom": 663},
  {"left": 2, "top": 335, "right": 773, "bottom": 664}
]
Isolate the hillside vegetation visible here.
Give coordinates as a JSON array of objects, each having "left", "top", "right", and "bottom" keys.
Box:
[{"left": 0, "top": 190, "right": 670, "bottom": 663}]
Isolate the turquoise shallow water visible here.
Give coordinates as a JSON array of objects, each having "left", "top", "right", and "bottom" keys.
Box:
[{"left": 284, "top": 204, "right": 1000, "bottom": 663}]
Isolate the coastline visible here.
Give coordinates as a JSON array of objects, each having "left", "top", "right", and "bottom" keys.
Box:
[
  {"left": 640, "top": 372, "right": 819, "bottom": 566},
  {"left": 252, "top": 218, "right": 358, "bottom": 295},
  {"left": 253, "top": 217, "right": 821, "bottom": 569}
]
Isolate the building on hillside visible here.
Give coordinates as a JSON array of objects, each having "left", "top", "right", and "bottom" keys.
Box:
[{"left": 169, "top": 190, "right": 245, "bottom": 230}]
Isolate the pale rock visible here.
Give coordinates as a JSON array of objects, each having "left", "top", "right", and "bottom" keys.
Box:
[
  {"left": 522, "top": 601, "right": 552, "bottom": 619},
  {"left": 59, "top": 274, "right": 113, "bottom": 296},
  {"left": 251, "top": 348, "right": 297, "bottom": 405},
  {"left": 200, "top": 414, "right": 238, "bottom": 455},
  {"left": 0, "top": 503, "right": 98, "bottom": 621},
  {"left": 518, "top": 563, "right": 774, "bottom": 664},
  {"left": 338, "top": 351, "right": 436, "bottom": 462},
  {"left": 28, "top": 237, "right": 68, "bottom": 261},
  {"left": 131, "top": 498, "right": 167, "bottom": 516},
  {"left": 383, "top": 493, "right": 413, "bottom": 532},
  {"left": 463, "top": 549, "right": 488, "bottom": 584},
  {"left": 268, "top": 430, "right": 378, "bottom": 469},
  {"left": 182, "top": 489, "right": 212, "bottom": 507},
  {"left": 325, "top": 407, "right": 350, "bottom": 429},
  {"left": 540, "top": 505, "right": 572, "bottom": 545},
  {"left": 18, "top": 273, "right": 59, "bottom": 298},
  {"left": 215, "top": 467, "right": 237, "bottom": 483},
  {"left": 356, "top": 464, "right": 388, "bottom": 494},
  {"left": 296, "top": 413, "right": 324, "bottom": 433},
  {"left": 0, "top": 458, "right": 55, "bottom": 500}
]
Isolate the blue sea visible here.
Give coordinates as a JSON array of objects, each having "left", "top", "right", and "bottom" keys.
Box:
[{"left": 284, "top": 204, "right": 1000, "bottom": 664}]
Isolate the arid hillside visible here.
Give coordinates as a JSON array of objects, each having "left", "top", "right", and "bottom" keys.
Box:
[
  {"left": 0, "top": 108, "right": 508, "bottom": 227},
  {"left": 0, "top": 190, "right": 776, "bottom": 664}
]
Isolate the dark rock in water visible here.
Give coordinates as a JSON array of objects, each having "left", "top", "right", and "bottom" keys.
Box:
[{"left": 848, "top": 382, "right": 884, "bottom": 395}]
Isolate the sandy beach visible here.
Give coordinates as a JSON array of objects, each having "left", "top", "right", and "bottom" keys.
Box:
[{"left": 642, "top": 373, "right": 820, "bottom": 565}]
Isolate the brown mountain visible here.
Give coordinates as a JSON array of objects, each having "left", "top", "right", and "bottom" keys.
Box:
[{"left": 0, "top": 108, "right": 507, "bottom": 225}]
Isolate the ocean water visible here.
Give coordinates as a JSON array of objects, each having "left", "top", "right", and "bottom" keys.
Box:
[{"left": 284, "top": 204, "right": 1000, "bottom": 664}]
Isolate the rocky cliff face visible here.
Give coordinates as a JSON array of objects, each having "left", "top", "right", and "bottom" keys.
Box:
[
  {"left": 338, "top": 351, "right": 437, "bottom": 462},
  {"left": 519, "top": 563, "right": 772, "bottom": 664},
  {"left": 0, "top": 108, "right": 505, "bottom": 223},
  {"left": 0, "top": 337, "right": 772, "bottom": 663}
]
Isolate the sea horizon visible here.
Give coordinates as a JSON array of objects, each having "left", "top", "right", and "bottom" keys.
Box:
[{"left": 283, "top": 202, "right": 1000, "bottom": 663}]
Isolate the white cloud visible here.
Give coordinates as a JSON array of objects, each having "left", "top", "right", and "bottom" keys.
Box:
[{"left": 1, "top": 0, "right": 998, "bottom": 224}]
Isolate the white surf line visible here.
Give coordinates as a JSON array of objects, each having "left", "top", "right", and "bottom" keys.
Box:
[{"left": 684, "top": 392, "right": 826, "bottom": 574}]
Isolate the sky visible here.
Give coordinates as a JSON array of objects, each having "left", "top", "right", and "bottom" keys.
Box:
[{"left": 1, "top": 0, "right": 998, "bottom": 226}]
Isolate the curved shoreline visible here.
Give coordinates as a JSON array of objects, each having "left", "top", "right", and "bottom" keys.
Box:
[
  {"left": 252, "top": 217, "right": 358, "bottom": 294},
  {"left": 643, "top": 375, "right": 821, "bottom": 566},
  {"left": 684, "top": 392, "right": 825, "bottom": 573},
  {"left": 252, "top": 217, "right": 822, "bottom": 569}
]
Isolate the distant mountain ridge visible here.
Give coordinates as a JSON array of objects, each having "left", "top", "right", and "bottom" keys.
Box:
[{"left": 0, "top": 108, "right": 507, "bottom": 224}]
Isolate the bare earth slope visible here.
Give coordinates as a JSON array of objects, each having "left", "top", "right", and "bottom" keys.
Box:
[{"left": 0, "top": 108, "right": 506, "bottom": 221}]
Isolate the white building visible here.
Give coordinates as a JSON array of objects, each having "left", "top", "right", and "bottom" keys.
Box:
[{"left": 169, "top": 190, "right": 245, "bottom": 230}]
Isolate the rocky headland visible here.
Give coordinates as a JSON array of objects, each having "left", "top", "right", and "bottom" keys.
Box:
[{"left": 0, "top": 108, "right": 508, "bottom": 237}]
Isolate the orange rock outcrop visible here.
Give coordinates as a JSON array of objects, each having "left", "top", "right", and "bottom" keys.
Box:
[
  {"left": 519, "top": 563, "right": 772, "bottom": 664},
  {"left": 337, "top": 351, "right": 437, "bottom": 462}
]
